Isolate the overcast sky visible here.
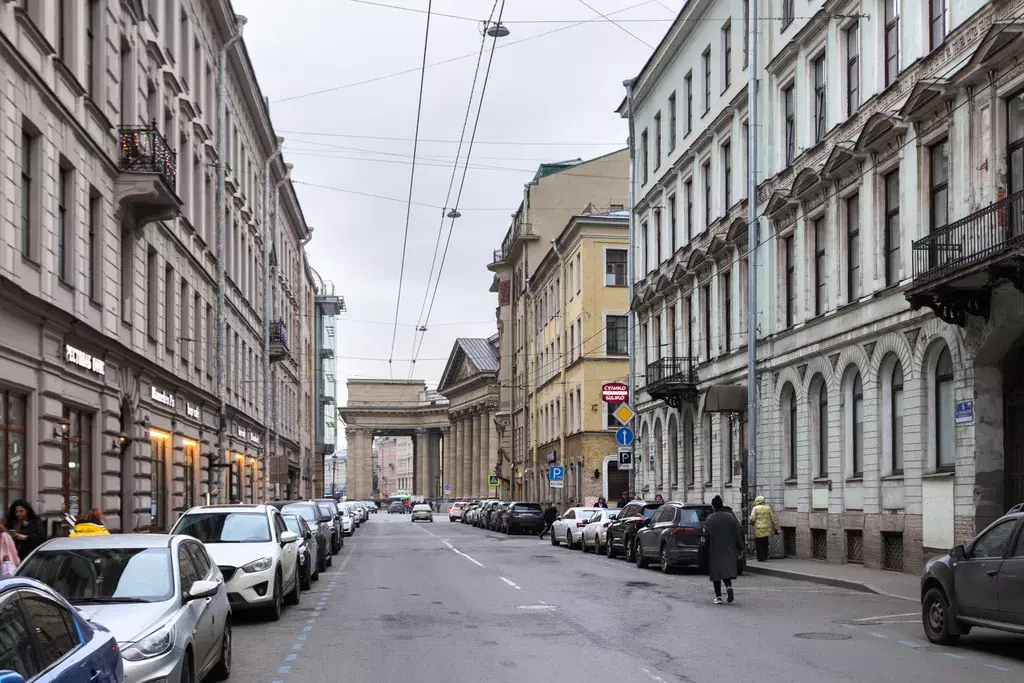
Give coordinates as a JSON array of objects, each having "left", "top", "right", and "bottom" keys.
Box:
[{"left": 234, "top": 0, "right": 678, "bottom": 410}]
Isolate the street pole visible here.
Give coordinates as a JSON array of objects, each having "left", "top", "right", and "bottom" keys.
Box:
[
  {"left": 216, "top": 14, "right": 246, "bottom": 504},
  {"left": 744, "top": 0, "right": 759, "bottom": 544},
  {"left": 262, "top": 138, "right": 284, "bottom": 502},
  {"left": 623, "top": 78, "right": 637, "bottom": 498}
]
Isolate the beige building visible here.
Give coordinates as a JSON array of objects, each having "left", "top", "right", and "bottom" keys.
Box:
[
  {"left": 488, "top": 151, "right": 629, "bottom": 501},
  {"left": 395, "top": 438, "right": 413, "bottom": 494}
]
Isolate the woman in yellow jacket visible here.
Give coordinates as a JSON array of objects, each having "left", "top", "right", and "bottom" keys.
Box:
[
  {"left": 748, "top": 496, "right": 777, "bottom": 562},
  {"left": 70, "top": 509, "right": 111, "bottom": 537}
]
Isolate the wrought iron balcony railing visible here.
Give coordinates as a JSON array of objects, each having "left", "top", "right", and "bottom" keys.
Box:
[
  {"left": 119, "top": 123, "right": 177, "bottom": 191},
  {"left": 646, "top": 357, "right": 699, "bottom": 387},
  {"left": 269, "top": 320, "right": 289, "bottom": 361}
]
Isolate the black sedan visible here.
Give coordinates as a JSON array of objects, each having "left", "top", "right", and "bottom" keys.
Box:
[
  {"left": 274, "top": 500, "right": 332, "bottom": 571},
  {"left": 605, "top": 500, "right": 664, "bottom": 561},
  {"left": 502, "top": 502, "right": 545, "bottom": 534}
]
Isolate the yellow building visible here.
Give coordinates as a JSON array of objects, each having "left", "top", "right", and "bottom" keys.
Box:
[{"left": 528, "top": 208, "right": 630, "bottom": 507}]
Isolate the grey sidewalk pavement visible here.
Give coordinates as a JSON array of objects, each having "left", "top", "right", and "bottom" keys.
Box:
[{"left": 744, "top": 557, "right": 920, "bottom": 602}]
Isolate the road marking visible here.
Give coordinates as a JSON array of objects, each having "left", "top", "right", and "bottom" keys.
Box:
[
  {"left": 499, "top": 576, "right": 520, "bottom": 589},
  {"left": 943, "top": 653, "right": 965, "bottom": 660},
  {"left": 852, "top": 612, "right": 918, "bottom": 622},
  {"left": 517, "top": 604, "right": 556, "bottom": 610},
  {"left": 985, "top": 664, "right": 1010, "bottom": 671},
  {"left": 537, "top": 600, "right": 547, "bottom": 605},
  {"left": 640, "top": 667, "right": 667, "bottom": 683},
  {"left": 839, "top": 624, "right": 857, "bottom": 629},
  {"left": 285, "top": 654, "right": 297, "bottom": 662},
  {"left": 868, "top": 633, "right": 888, "bottom": 639},
  {"left": 292, "top": 644, "right": 302, "bottom": 650},
  {"left": 898, "top": 641, "right": 922, "bottom": 648},
  {"left": 278, "top": 666, "right": 291, "bottom": 674}
]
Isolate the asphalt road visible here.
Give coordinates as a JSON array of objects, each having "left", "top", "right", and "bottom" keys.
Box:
[{"left": 231, "top": 514, "right": 1024, "bottom": 683}]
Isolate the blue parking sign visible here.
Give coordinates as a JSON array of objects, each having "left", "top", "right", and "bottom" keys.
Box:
[{"left": 549, "top": 466, "right": 565, "bottom": 488}]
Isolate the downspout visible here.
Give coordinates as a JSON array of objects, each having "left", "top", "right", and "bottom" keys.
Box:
[{"left": 262, "top": 137, "right": 284, "bottom": 503}]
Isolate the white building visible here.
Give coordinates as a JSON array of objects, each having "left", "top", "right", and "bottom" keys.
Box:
[
  {"left": 0, "top": 0, "right": 315, "bottom": 531},
  {"left": 395, "top": 437, "right": 414, "bottom": 494},
  {"left": 624, "top": 0, "right": 1024, "bottom": 574}
]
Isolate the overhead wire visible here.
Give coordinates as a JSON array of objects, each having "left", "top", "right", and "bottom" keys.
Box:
[
  {"left": 279, "top": 129, "right": 625, "bottom": 145},
  {"left": 574, "top": 0, "right": 655, "bottom": 48}
]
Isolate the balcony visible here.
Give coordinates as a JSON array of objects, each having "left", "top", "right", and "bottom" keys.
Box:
[
  {"left": 269, "top": 320, "right": 289, "bottom": 361},
  {"left": 645, "top": 357, "right": 699, "bottom": 409},
  {"left": 114, "top": 124, "right": 182, "bottom": 229},
  {"left": 907, "top": 190, "right": 1024, "bottom": 326}
]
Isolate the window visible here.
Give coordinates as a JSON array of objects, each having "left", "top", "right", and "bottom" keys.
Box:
[
  {"left": 180, "top": 278, "right": 189, "bottom": 361},
  {"left": 668, "top": 195, "right": 677, "bottom": 253},
  {"left": 61, "top": 407, "right": 92, "bottom": 518},
  {"left": 606, "top": 315, "right": 628, "bottom": 355},
  {"left": 722, "top": 142, "right": 732, "bottom": 208},
  {"left": 930, "top": 139, "right": 949, "bottom": 233},
  {"left": 846, "top": 22, "right": 860, "bottom": 116},
  {"left": 930, "top": 0, "right": 946, "bottom": 51},
  {"left": 641, "top": 128, "right": 649, "bottom": 184},
  {"left": 847, "top": 194, "right": 861, "bottom": 301},
  {"left": 57, "top": 0, "right": 68, "bottom": 60},
  {"left": 121, "top": 234, "right": 134, "bottom": 323},
  {"left": 684, "top": 180, "right": 693, "bottom": 242},
  {"left": 851, "top": 373, "right": 864, "bottom": 476},
  {"left": 684, "top": 296, "right": 694, "bottom": 358},
  {"left": 164, "top": 262, "right": 175, "bottom": 352},
  {"left": 885, "top": 0, "right": 900, "bottom": 86},
  {"left": 605, "top": 402, "right": 618, "bottom": 430},
  {"left": 884, "top": 170, "right": 901, "bottom": 285},
  {"left": 703, "top": 160, "right": 712, "bottom": 229},
  {"left": 784, "top": 386, "right": 797, "bottom": 478},
  {"left": 783, "top": 84, "right": 795, "bottom": 165},
  {"left": 668, "top": 92, "right": 677, "bottom": 151},
  {"left": 782, "top": 0, "right": 794, "bottom": 29},
  {"left": 722, "top": 271, "right": 732, "bottom": 352},
  {"left": 654, "top": 112, "right": 662, "bottom": 170},
  {"left": 685, "top": 415, "right": 695, "bottom": 485},
  {"left": 0, "top": 392, "right": 27, "bottom": 513},
  {"left": 684, "top": 72, "right": 693, "bottom": 134},
  {"left": 184, "top": 442, "right": 197, "bottom": 508},
  {"left": 88, "top": 191, "right": 100, "bottom": 301},
  {"left": 87, "top": 0, "right": 100, "bottom": 96},
  {"left": 722, "top": 21, "right": 732, "bottom": 88},
  {"left": 147, "top": 248, "right": 159, "bottom": 339},
  {"left": 20, "top": 131, "right": 35, "bottom": 258},
  {"left": 742, "top": 0, "right": 750, "bottom": 67},
  {"left": 817, "top": 381, "right": 829, "bottom": 477},
  {"left": 0, "top": 595, "right": 36, "bottom": 676},
  {"left": 641, "top": 221, "right": 649, "bottom": 274},
  {"left": 784, "top": 235, "right": 795, "bottom": 327},
  {"left": 813, "top": 54, "right": 826, "bottom": 142},
  {"left": 935, "top": 347, "right": 955, "bottom": 469},
  {"left": 58, "top": 167, "right": 71, "bottom": 282},
  {"left": 666, "top": 304, "right": 676, "bottom": 357},
  {"left": 702, "top": 47, "right": 712, "bottom": 112},
  {"left": 655, "top": 211, "right": 662, "bottom": 265},
  {"left": 20, "top": 597, "right": 78, "bottom": 669},
  {"left": 575, "top": 253, "right": 582, "bottom": 293},
  {"left": 814, "top": 217, "right": 827, "bottom": 316},
  {"left": 151, "top": 432, "right": 169, "bottom": 531},
  {"left": 972, "top": 519, "right": 1016, "bottom": 559},
  {"left": 890, "top": 362, "right": 904, "bottom": 473},
  {"left": 206, "top": 303, "right": 214, "bottom": 375},
  {"left": 702, "top": 284, "right": 712, "bottom": 359}
]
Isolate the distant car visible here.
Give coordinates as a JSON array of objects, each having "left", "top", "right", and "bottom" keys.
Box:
[
  {"left": 0, "top": 576, "right": 124, "bottom": 683},
  {"left": 274, "top": 501, "right": 331, "bottom": 572},
  {"left": 314, "top": 499, "right": 345, "bottom": 553},
  {"left": 284, "top": 514, "right": 320, "bottom": 590},
  {"left": 171, "top": 504, "right": 301, "bottom": 621},
  {"left": 921, "top": 504, "right": 1024, "bottom": 645},
  {"left": 339, "top": 508, "right": 355, "bottom": 536},
  {"left": 18, "top": 534, "right": 231, "bottom": 683},
  {"left": 549, "top": 507, "right": 601, "bottom": 548},
  {"left": 388, "top": 501, "right": 406, "bottom": 514},
  {"left": 448, "top": 502, "right": 467, "bottom": 522},
  {"left": 581, "top": 509, "right": 620, "bottom": 553},
  {"left": 503, "top": 502, "right": 545, "bottom": 534},
  {"left": 411, "top": 504, "right": 433, "bottom": 523}
]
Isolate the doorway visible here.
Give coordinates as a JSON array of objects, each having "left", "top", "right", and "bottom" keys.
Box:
[
  {"left": 606, "top": 460, "right": 629, "bottom": 503},
  {"left": 1004, "top": 342, "right": 1024, "bottom": 510}
]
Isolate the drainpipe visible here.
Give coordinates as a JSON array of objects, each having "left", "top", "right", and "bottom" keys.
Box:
[
  {"left": 623, "top": 78, "right": 637, "bottom": 498},
  {"left": 744, "top": 0, "right": 759, "bottom": 542},
  {"left": 262, "top": 137, "right": 284, "bottom": 502},
  {"left": 216, "top": 14, "right": 247, "bottom": 503}
]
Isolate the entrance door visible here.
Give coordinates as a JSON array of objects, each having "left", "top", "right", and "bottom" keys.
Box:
[
  {"left": 1005, "top": 342, "right": 1024, "bottom": 510},
  {"left": 607, "top": 461, "right": 629, "bottom": 503}
]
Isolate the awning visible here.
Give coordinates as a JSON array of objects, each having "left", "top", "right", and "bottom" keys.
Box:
[{"left": 702, "top": 385, "right": 747, "bottom": 413}]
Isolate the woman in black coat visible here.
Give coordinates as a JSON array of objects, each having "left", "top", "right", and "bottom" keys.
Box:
[
  {"left": 7, "top": 500, "right": 45, "bottom": 559},
  {"left": 704, "top": 495, "right": 742, "bottom": 605}
]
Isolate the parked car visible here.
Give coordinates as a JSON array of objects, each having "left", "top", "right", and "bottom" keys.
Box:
[
  {"left": 921, "top": 503, "right": 1024, "bottom": 644},
  {"left": 448, "top": 501, "right": 467, "bottom": 522},
  {"left": 411, "top": 504, "right": 434, "bottom": 522},
  {"left": 581, "top": 509, "right": 620, "bottom": 553},
  {"left": 275, "top": 501, "right": 331, "bottom": 572},
  {"left": 388, "top": 501, "right": 406, "bottom": 514},
  {"left": 340, "top": 508, "right": 355, "bottom": 536},
  {"left": 18, "top": 534, "right": 231, "bottom": 683},
  {"left": 342, "top": 502, "right": 362, "bottom": 528},
  {"left": 605, "top": 500, "right": 664, "bottom": 560},
  {"left": 476, "top": 501, "right": 500, "bottom": 528},
  {"left": 633, "top": 502, "right": 746, "bottom": 574},
  {"left": 503, "top": 502, "right": 545, "bottom": 534},
  {"left": 461, "top": 502, "right": 480, "bottom": 524},
  {"left": 171, "top": 504, "right": 300, "bottom": 621},
  {"left": 549, "top": 507, "right": 600, "bottom": 548},
  {"left": 314, "top": 499, "right": 345, "bottom": 553},
  {"left": 488, "top": 502, "right": 512, "bottom": 531},
  {"left": 283, "top": 514, "right": 320, "bottom": 590},
  {"left": 0, "top": 577, "right": 124, "bottom": 683}
]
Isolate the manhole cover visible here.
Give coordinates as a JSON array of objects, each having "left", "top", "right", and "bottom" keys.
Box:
[{"left": 794, "top": 633, "right": 852, "bottom": 641}]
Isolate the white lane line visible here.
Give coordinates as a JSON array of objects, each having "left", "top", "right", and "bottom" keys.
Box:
[
  {"left": 418, "top": 519, "right": 487, "bottom": 567},
  {"left": 499, "top": 576, "right": 520, "bottom": 589},
  {"left": 852, "top": 612, "right": 918, "bottom": 622},
  {"left": 516, "top": 604, "right": 556, "bottom": 610},
  {"left": 641, "top": 667, "right": 667, "bottom": 683},
  {"left": 537, "top": 600, "right": 547, "bottom": 605}
]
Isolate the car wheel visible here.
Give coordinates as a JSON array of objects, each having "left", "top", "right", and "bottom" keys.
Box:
[
  {"left": 660, "top": 545, "right": 674, "bottom": 574},
  {"left": 326, "top": 552, "right": 333, "bottom": 568},
  {"left": 318, "top": 549, "right": 328, "bottom": 573},
  {"left": 635, "top": 540, "right": 649, "bottom": 568},
  {"left": 606, "top": 536, "right": 617, "bottom": 558},
  {"left": 209, "top": 619, "right": 232, "bottom": 681},
  {"left": 266, "top": 572, "right": 283, "bottom": 621},
  {"left": 286, "top": 569, "right": 301, "bottom": 606},
  {"left": 180, "top": 648, "right": 195, "bottom": 683},
  {"left": 550, "top": 531, "right": 560, "bottom": 547},
  {"left": 923, "top": 587, "right": 960, "bottom": 645},
  {"left": 301, "top": 558, "right": 312, "bottom": 590},
  {"left": 566, "top": 530, "right": 574, "bottom": 549},
  {"left": 625, "top": 537, "right": 635, "bottom": 563}
]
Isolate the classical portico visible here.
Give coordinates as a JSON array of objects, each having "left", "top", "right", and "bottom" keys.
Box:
[
  {"left": 338, "top": 380, "right": 449, "bottom": 499},
  {"left": 438, "top": 338, "right": 501, "bottom": 499}
]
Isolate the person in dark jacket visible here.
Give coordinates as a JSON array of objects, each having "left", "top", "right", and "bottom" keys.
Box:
[
  {"left": 616, "top": 492, "right": 629, "bottom": 508},
  {"left": 704, "top": 495, "right": 743, "bottom": 604},
  {"left": 539, "top": 502, "right": 558, "bottom": 539},
  {"left": 594, "top": 497, "right": 608, "bottom": 508},
  {"left": 7, "top": 500, "right": 45, "bottom": 559}
]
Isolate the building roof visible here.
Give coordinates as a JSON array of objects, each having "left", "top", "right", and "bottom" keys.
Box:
[
  {"left": 532, "top": 159, "right": 583, "bottom": 183},
  {"left": 455, "top": 337, "right": 499, "bottom": 373},
  {"left": 437, "top": 337, "right": 499, "bottom": 395}
]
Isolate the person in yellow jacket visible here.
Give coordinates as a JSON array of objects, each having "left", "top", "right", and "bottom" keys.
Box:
[
  {"left": 70, "top": 509, "right": 111, "bottom": 537},
  {"left": 748, "top": 496, "right": 777, "bottom": 562}
]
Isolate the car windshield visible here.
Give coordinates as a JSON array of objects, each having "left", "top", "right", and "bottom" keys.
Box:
[
  {"left": 283, "top": 516, "right": 303, "bottom": 535},
  {"left": 681, "top": 508, "right": 712, "bottom": 524},
  {"left": 172, "top": 512, "right": 272, "bottom": 543},
  {"left": 413, "top": 505, "right": 430, "bottom": 511},
  {"left": 643, "top": 507, "right": 659, "bottom": 519},
  {"left": 18, "top": 547, "right": 174, "bottom": 603},
  {"left": 283, "top": 503, "right": 319, "bottom": 523},
  {"left": 514, "top": 503, "right": 542, "bottom": 511},
  {"left": 317, "top": 503, "right": 335, "bottom": 517}
]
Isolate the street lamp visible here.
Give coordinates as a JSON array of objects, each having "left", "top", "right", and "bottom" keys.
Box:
[{"left": 483, "top": 21, "right": 509, "bottom": 38}]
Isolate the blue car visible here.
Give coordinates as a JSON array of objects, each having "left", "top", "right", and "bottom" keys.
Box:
[{"left": 0, "top": 577, "right": 122, "bottom": 683}]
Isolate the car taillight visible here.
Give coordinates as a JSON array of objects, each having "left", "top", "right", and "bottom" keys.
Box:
[
  {"left": 672, "top": 526, "right": 697, "bottom": 535},
  {"left": 603, "top": 522, "right": 611, "bottom": 528},
  {"left": 576, "top": 522, "right": 587, "bottom": 528}
]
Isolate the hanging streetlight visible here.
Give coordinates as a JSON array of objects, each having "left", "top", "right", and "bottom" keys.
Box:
[
  {"left": 484, "top": 21, "right": 510, "bottom": 38},
  {"left": 446, "top": 209, "right": 462, "bottom": 219}
]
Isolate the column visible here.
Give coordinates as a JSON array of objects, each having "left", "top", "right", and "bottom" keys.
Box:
[
  {"left": 488, "top": 406, "right": 499, "bottom": 494},
  {"left": 449, "top": 421, "right": 458, "bottom": 497},
  {"left": 456, "top": 415, "right": 467, "bottom": 497},
  {"left": 345, "top": 428, "right": 372, "bottom": 499},
  {"left": 429, "top": 431, "right": 442, "bottom": 497},
  {"left": 477, "top": 410, "right": 488, "bottom": 498},
  {"left": 415, "top": 428, "right": 429, "bottom": 496},
  {"left": 441, "top": 426, "right": 450, "bottom": 497},
  {"left": 465, "top": 414, "right": 476, "bottom": 499}
]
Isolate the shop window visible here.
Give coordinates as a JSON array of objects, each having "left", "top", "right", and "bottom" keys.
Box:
[
  {"left": 61, "top": 408, "right": 93, "bottom": 519},
  {"left": 150, "top": 430, "right": 170, "bottom": 532},
  {"left": 250, "top": 462, "right": 258, "bottom": 503},
  {"left": 183, "top": 441, "right": 197, "bottom": 510},
  {"left": 0, "top": 393, "right": 27, "bottom": 514}
]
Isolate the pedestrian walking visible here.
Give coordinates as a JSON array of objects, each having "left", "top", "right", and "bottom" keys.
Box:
[
  {"left": 749, "top": 495, "right": 778, "bottom": 562},
  {"left": 70, "top": 509, "right": 111, "bottom": 537},
  {"left": 6, "top": 500, "right": 45, "bottom": 559},
  {"left": 704, "top": 495, "right": 743, "bottom": 605},
  {"left": 594, "top": 497, "right": 608, "bottom": 508},
  {"left": 654, "top": 493, "right": 664, "bottom": 502},
  {"left": 539, "top": 502, "right": 558, "bottom": 539},
  {"left": 0, "top": 521, "right": 19, "bottom": 577},
  {"left": 616, "top": 492, "right": 629, "bottom": 508}
]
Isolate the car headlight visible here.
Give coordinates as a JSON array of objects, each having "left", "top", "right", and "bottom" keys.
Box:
[
  {"left": 122, "top": 623, "right": 174, "bottom": 661},
  {"left": 242, "top": 557, "right": 273, "bottom": 573}
]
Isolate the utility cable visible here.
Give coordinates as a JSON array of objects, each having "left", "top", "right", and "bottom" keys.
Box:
[{"left": 575, "top": 0, "right": 654, "bottom": 48}]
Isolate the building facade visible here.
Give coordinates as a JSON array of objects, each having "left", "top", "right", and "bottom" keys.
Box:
[
  {"left": 488, "top": 151, "right": 629, "bottom": 502},
  {"left": 0, "top": 0, "right": 316, "bottom": 531},
  {"left": 395, "top": 437, "right": 413, "bottom": 494},
  {"left": 312, "top": 275, "right": 344, "bottom": 499},
  {"left": 626, "top": 0, "right": 1024, "bottom": 574}
]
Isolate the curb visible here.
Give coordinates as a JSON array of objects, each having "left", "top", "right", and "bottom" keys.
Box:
[{"left": 743, "top": 563, "right": 918, "bottom": 603}]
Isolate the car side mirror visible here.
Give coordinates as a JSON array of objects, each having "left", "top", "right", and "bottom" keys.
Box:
[
  {"left": 951, "top": 543, "right": 966, "bottom": 561},
  {"left": 185, "top": 579, "right": 221, "bottom": 602},
  {"left": 0, "top": 671, "right": 26, "bottom": 683},
  {"left": 304, "top": 530, "right": 312, "bottom": 540},
  {"left": 280, "top": 531, "right": 299, "bottom": 545}
]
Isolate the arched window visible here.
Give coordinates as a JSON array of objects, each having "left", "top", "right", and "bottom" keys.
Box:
[
  {"left": 685, "top": 414, "right": 695, "bottom": 486},
  {"left": 935, "top": 347, "right": 955, "bottom": 469},
  {"left": 890, "top": 361, "right": 904, "bottom": 474},
  {"left": 653, "top": 419, "right": 664, "bottom": 487},
  {"left": 703, "top": 413, "right": 713, "bottom": 485},
  {"left": 814, "top": 378, "right": 829, "bottom": 478},
  {"left": 721, "top": 415, "right": 733, "bottom": 484},
  {"left": 781, "top": 383, "right": 797, "bottom": 480},
  {"left": 668, "top": 416, "right": 679, "bottom": 487},
  {"left": 852, "top": 372, "right": 864, "bottom": 476}
]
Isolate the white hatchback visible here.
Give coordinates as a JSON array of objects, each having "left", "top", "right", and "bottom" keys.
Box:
[
  {"left": 550, "top": 507, "right": 601, "bottom": 549},
  {"left": 581, "top": 509, "right": 620, "bottom": 553}
]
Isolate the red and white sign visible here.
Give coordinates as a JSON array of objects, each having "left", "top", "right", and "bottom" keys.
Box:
[{"left": 602, "top": 382, "right": 629, "bottom": 403}]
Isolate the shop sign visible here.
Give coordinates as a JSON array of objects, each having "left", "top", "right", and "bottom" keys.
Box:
[
  {"left": 185, "top": 402, "right": 201, "bottom": 420},
  {"left": 236, "top": 426, "right": 247, "bottom": 439},
  {"left": 65, "top": 345, "right": 105, "bottom": 375},
  {"left": 250, "top": 432, "right": 261, "bottom": 445},
  {"left": 151, "top": 386, "right": 175, "bottom": 408}
]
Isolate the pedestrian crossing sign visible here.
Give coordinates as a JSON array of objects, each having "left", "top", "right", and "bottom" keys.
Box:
[
  {"left": 614, "top": 403, "right": 635, "bottom": 425},
  {"left": 488, "top": 474, "right": 499, "bottom": 487}
]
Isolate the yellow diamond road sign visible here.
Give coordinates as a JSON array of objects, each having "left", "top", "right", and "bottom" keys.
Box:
[{"left": 614, "top": 403, "right": 635, "bottom": 425}]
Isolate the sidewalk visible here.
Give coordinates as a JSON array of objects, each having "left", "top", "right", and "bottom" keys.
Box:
[{"left": 744, "top": 557, "right": 919, "bottom": 602}]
